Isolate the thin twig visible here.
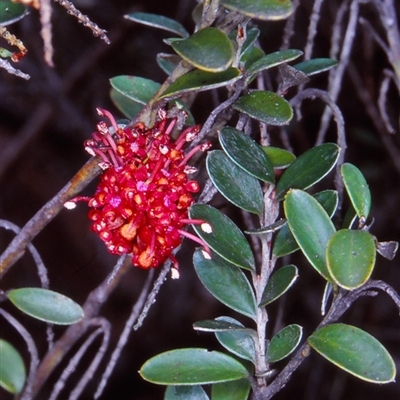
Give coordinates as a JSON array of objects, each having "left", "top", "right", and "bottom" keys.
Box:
[
  {"left": 94, "top": 269, "right": 155, "bottom": 399},
  {"left": 0, "top": 58, "right": 30, "bottom": 79}
]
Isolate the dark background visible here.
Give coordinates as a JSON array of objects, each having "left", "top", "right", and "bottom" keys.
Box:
[{"left": 1, "top": 1, "right": 399, "bottom": 399}]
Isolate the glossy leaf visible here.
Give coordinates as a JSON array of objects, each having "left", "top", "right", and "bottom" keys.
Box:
[
  {"left": 159, "top": 68, "right": 241, "bottom": 100},
  {"left": 215, "top": 317, "right": 257, "bottom": 363},
  {"left": 140, "top": 348, "right": 248, "bottom": 385},
  {"left": 273, "top": 190, "right": 338, "bottom": 258},
  {"left": 246, "top": 49, "right": 303, "bottom": 79},
  {"left": 110, "top": 88, "right": 143, "bottom": 119},
  {"left": 284, "top": 190, "right": 336, "bottom": 281},
  {"left": 219, "top": 127, "right": 275, "bottom": 183},
  {"left": 326, "top": 229, "right": 376, "bottom": 290},
  {"left": 207, "top": 150, "right": 263, "bottom": 214},
  {"left": 165, "top": 385, "right": 209, "bottom": 400},
  {"left": 0, "top": 1, "right": 27, "bottom": 26},
  {"left": 267, "top": 324, "right": 303, "bottom": 362},
  {"left": 125, "top": 12, "right": 189, "bottom": 38},
  {"left": 7, "top": 288, "right": 84, "bottom": 325},
  {"left": 341, "top": 163, "right": 371, "bottom": 219},
  {"left": 259, "top": 265, "right": 298, "bottom": 306},
  {"left": 110, "top": 75, "right": 161, "bottom": 106},
  {"left": 245, "top": 219, "right": 286, "bottom": 235},
  {"left": 276, "top": 143, "right": 340, "bottom": 200},
  {"left": 234, "top": 91, "right": 293, "bottom": 126},
  {"left": 308, "top": 324, "right": 396, "bottom": 383},
  {"left": 262, "top": 146, "right": 295, "bottom": 169},
  {"left": 193, "top": 250, "right": 257, "bottom": 319},
  {"left": 193, "top": 319, "right": 248, "bottom": 332},
  {"left": 221, "top": 0, "right": 293, "bottom": 20},
  {"left": 189, "top": 204, "right": 255, "bottom": 270},
  {"left": 211, "top": 378, "right": 251, "bottom": 400},
  {"left": 0, "top": 340, "right": 26, "bottom": 394},
  {"left": 171, "top": 27, "right": 234, "bottom": 72},
  {"left": 294, "top": 58, "right": 338, "bottom": 76},
  {"left": 157, "top": 53, "right": 181, "bottom": 75}
]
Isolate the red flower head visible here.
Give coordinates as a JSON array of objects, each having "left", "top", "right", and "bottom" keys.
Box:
[{"left": 66, "top": 108, "right": 211, "bottom": 274}]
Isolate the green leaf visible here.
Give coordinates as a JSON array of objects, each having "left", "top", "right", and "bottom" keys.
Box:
[
  {"left": 273, "top": 190, "right": 338, "bottom": 258},
  {"left": 159, "top": 68, "right": 241, "bottom": 100},
  {"left": 110, "top": 75, "right": 161, "bottom": 106},
  {"left": 0, "top": 47, "right": 13, "bottom": 59},
  {"left": 245, "top": 219, "right": 286, "bottom": 235},
  {"left": 193, "top": 250, "right": 257, "bottom": 319},
  {"left": 165, "top": 385, "right": 209, "bottom": 400},
  {"left": 7, "top": 288, "right": 84, "bottom": 325},
  {"left": 212, "top": 378, "right": 251, "bottom": 400},
  {"left": 0, "top": 1, "right": 27, "bottom": 26},
  {"left": 326, "top": 229, "right": 376, "bottom": 290},
  {"left": 284, "top": 190, "right": 336, "bottom": 281},
  {"left": 189, "top": 204, "right": 255, "bottom": 270},
  {"left": 219, "top": 127, "right": 275, "bottom": 183},
  {"left": 171, "top": 27, "right": 234, "bottom": 72},
  {"left": 110, "top": 88, "right": 144, "bottom": 119},
  {"left": 267, "top": 324, "right": 303, "bottom": 362},
  {"left": 140, "top": 348, "right": 249, "bottom": 385},
  {"left": 233, "top": 91, "right": 293, "bottom": 126},
  {"left": 259, "top": 264, "right": 298, "bottom": 306},
  {"left": 341, "top": 163, "right": 371, "bottom": 219},
  {"left": 246, "top": 49, "right": 303, "bottom": 79},
  {"left": 125, "top": 12, "right": 189, "bottom": 38},
  {"left": 242, "top": 46, "right": 265, "bottom": 70},
  {"left": 221, "top": 0, "right": 293, "bottom": 20},
  {"left": 157, "top": 53, "right": 181, "bottom": 75},
  {"left": 262, "top": 146, "right": 296, "bottom": 169},
  {"left": 207, "top": 150, "right": 264, "bottom": 215},
  {"left": 239, "top": 28, "right": 260, "bottom": 56},
  {"left": 294, "top": 58, "right": 338, "bottom": 76},
  {"left": 308, "top": 324, "right": 396, "bottom": 383},
  {"left": 193, "top": 319, "right": 248, "bottom": 332},
  {"left": 215, "top": 317, "right": 256, "bottom": 363},
  {"left": 0, "top": 340, "right": 26, "bottom": 394},
  {"left": 276, "top": 143, "right": 340, "bottom": 200}
]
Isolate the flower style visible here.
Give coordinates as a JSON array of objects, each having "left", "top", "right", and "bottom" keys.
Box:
[{"left": 66, "top": 108, "right": 211, "bottom": 273}]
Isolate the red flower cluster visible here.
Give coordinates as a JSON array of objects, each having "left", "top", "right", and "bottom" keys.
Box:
[{"left": 66, "top": 108, "right": 211, "bottom": 273}]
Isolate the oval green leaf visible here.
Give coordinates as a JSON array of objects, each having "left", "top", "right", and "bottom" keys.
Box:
[
  {"left": 341, "top": 163, "right": 371, "bottom": 219},
  {"left": 193, "top": 250, "right": 257, "bottom": 319},
  {"left": 0, "top": 1, "right": 27, "bottom": 26},
  {"left": 273, "top": 190, "right": 338, "bottom": 258},
  {"left": 189, "top": 204, "right": 255, "bottom": 270},
  {"left": 221, "top": 0, "right": 293, "bottom": 20},
  {"left": 246, "top": 49, "right": 303, "bottom": 79},
  {"left": 308, "top": 324, "right": 396, "bottom": 383},
  {"left": 7, "top": 288, "right": 84, "bottom": 325},
  {"left": 207, "top": 150, "right": 264, "bottom": 215},
  {"left": 171, "top": 27, "right": 234, "bottom": 72},
  {"left": 219, "top": 127, "right": 275, "bottom": 183},
  {"left": 212, "top": 378, "right": 251, "bottom": 400},
  {"left": 233, "top": 91, "right": 293, "bottom": 126},
  {"left": 259, "top": 264, "right": 298, "bottom": 306},
  {"left": 157, "top": 53, "right": 181, "bottom": 75},
  {"left": 267, "top": 324, "right": 303, "bottom": 362},
  {"left": 262, "top": 146, "right": 295, "bottom": 169},
  {"left": 160, "top": 68, "right": 241, "bottom": 100},
  {"left": 125, "top": 12, "right": 189, "bottom": 38},
  {"left": 294, "top": 58, "right": 338, "bottom": 76},
  {"left": 140, "top": 348, "right": 248, "bottom": 385},
  {"left": 110, "top": 88, "right": 144, "bottom": 119},
  {"left": 193, "top": 319, "right": 248, "bottom": 332},
  {"left": 284, "top": 190, "right": 336, "bottom": 281},
  {"left": 165, "top": 385, "right": 209, "bottom": 400},
  {"left": 326, "top": 229, "right": 376, "bottom": 290},
  {"left": 110, "top": 75, "right": 161, "bottom": 105},
  {"left": 0, "top": 340, "right": 26, "bottom": 394},
  {"left": 276, "top": 143, "right": 340, "bottom": 200},
  {"left": 215, "top": 317, "right": 256, "bottom": 363}
]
